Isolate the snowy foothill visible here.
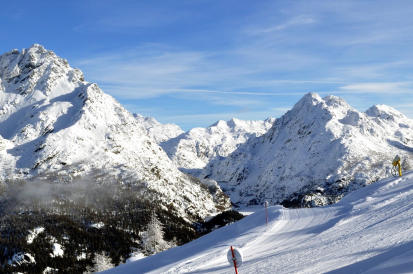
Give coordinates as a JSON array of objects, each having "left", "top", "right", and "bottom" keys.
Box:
[{"left": 103, "top": 171, "right": 413, "bottom": 273}]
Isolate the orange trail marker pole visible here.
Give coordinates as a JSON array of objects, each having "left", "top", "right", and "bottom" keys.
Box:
[{"left": 231, "top": 246, "right": 239, "bottom": 274}]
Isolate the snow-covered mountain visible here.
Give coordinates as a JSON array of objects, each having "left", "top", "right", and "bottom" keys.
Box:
[
  {"left": 133, "top": 113, "right": 184, "bottom": 143},
  {"left": 0, "top": 44, "right": 230, "bottom": 218},
  {"left": 103, "top": 171, "right": 413, "bottom": 274},
  {"left": 160, "top": 117, "right": 275, "bottom": 171},
  {"left": 202, "top": 93, "right": 413, "bottom": 207}
]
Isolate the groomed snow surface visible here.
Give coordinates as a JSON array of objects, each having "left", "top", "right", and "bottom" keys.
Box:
[{"left": 104, "top": 171, "right": 413, "bottom": 274}]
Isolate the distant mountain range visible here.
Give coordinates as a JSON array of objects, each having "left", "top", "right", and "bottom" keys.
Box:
[
  {"left": 134, "top": 115, "right": 275, "bottom": 173},
  {"left": 159, "top": 117, "right": 274, "bottom": 174}
]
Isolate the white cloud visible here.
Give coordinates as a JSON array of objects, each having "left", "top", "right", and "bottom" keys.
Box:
[
  {"left": 70, "top": 0, "right": 413, "bottom": 130},
  {"left": 76, "top": 44, "right": 327, "bottom": 100},
  {"left": 249, "top": 15, "right": 316, "bottom": 34},
  {"left": 394, "top": 103, "right": 413, "bottom": 108},
  {"left": 339, "top": 82, "right": 413, "bottom": 94}
]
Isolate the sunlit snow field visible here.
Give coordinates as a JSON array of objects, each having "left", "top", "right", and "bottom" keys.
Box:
[{"left": 104, "top": 171, "right": 413, "bottom": 273}]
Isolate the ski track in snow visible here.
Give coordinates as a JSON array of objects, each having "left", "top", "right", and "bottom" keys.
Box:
[{"left": 103, "top": 172, "right": 413, "bottom": 274}]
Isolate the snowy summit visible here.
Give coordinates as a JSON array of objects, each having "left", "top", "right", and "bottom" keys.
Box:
[
  {"left": 0, "top": 44, "right": 230, "bottom": 219},
  {"left": 202, "top": 93, "right": 413, "bottom": 207},
  {"left": 161, "top": 117, "right": 275, "bottom": 171}
]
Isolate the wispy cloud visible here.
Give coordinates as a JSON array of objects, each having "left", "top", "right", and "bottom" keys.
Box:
[
  {"left": 248, "top": 15, "right": 316, "bottom": 34},
  {"left": 211, "top": 99, "right": 264, "bottom": 107},
  {"left": 394, "top": 103, "right": 413, "bottom": 108},
  {"left": 97, "top": 86, "right": 311, "bottom": 100},
  {"left": 68, "top": 0, "right": 413, "bottom": 128},
  {"left": 338, "top": 82, "right": 413, "bottom": 94},
  {"left": 236, "top": 107, "right": 250, "bottom": 114},
  {"left": 76, "top": 44, "right": 325, "bottom": 100}
]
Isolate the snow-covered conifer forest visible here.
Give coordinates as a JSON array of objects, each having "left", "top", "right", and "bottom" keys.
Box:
[{"left": 1, "top": 45, "right": 413, "bottom": 273}]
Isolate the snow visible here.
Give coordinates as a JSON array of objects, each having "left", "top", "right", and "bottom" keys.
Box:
[
  {"left": 43, "top": 267, "right": 58, "bottom": 274},
  {"left": 27, "top": 227, "right": 45, "bottom": 244},
  {"left": 134, "top": 113, "right": 184, "bottom": 143},
  {"left": 77, "top": 252, "right": 87, "bottom": 261},
  {"left": 161, "top": 117, "right": 275, "bottom": 171},
  {"left": 0, "top": 44, "right": 230, "bottom": 220},
  {"left": 237, "top": 205, "right": 263, "bottom": 216},
  {"left": 89, "top": 222, "right": 105, "bottom": 229},
  {"left": 126, "top": 252, "right": 145, "bottom": 263},
  {"left": 50, "top": 243, "right": 64, "bottom": 257},
  {"left": 8, "top": 252, "right": 35, "bottom": 266},
  {"left": 102, "top": 171, "right": 413, "bottom": 273}
]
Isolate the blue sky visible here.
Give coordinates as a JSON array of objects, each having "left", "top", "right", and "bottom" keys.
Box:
[{"left": 1, "top": 0, "right": 413, "bottom": 131}]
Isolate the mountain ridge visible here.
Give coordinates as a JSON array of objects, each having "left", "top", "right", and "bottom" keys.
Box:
[
  {"left": 0, "top": 44, "right": 230, "bottom": 219},
  {"left": 160, "top": 116, "right": 275, "bottom": 172},
  {"left": 133, "top": 113, "right": 184, "bottom": 143},
  {"left": 201, "top": 92, "right": 413, "bottom": 207}
]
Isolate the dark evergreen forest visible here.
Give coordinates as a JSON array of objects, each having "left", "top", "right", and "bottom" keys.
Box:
[{"left": 0, "top": 172, "right": 243, "bottom": 274}]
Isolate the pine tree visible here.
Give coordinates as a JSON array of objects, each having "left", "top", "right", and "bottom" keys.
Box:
[
  {"left": 83, "top": 251, "right": 114, "bottom": 273},
  {"left": 141, "top": 211, "right": 170, "bottom": 255}
]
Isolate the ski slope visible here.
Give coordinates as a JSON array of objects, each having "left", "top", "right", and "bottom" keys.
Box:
[{"left": 104, "top": 171, "right": 413, "bottom": 274}]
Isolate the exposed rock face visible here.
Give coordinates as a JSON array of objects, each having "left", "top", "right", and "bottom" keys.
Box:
[
  {"left": 202, "top": 93, "right": 413, "bottom": 207},
  {"left": 133, "top": 113, "right": 184, "bottom": 143},
  {"left": 160, "top": 117, "right": 275, "bottom": 172},
  {"left": 0, "top": 44, "right": 231, "bottom": 218}
]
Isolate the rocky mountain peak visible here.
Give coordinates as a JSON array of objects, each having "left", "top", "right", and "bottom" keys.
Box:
[
  {"left": 226, "top": 117, "right": 241, "bottom": 128},
  {"left": 365, "top": 104, "right": 405, "bottom": 121},
  {"left": 323, "top": 94, "right": 351, "bottom": 108},
  {"left": 0, "top": 44, "right": 84, "bottom": 98},
  {"left": 203, "top": 92, "right": 413, "bottom": 208},
  {"left": 209, "top": 120, "right": 228, "bottom": 128},
  {"left": 0, "top": 45, "right": 230, "bottom": 220},
  {"left": 294, "top": 92, "right": 323, "bottom": 108}
]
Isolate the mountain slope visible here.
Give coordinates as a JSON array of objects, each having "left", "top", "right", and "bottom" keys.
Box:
[
  {"left": 133, "top": 113, "right": 184, "bottom": 143},
  {"left": 202, "top": 93, "right": 413, "bottom": 207},
  {"left": 0, "top": 44, "right": 230, "bottom": 218},
  {"left": 103, "top": 170, "right": 413, "bottom": 274},
  {"left": 161, "top": 117, "right": 275, "bottom": 171}
]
